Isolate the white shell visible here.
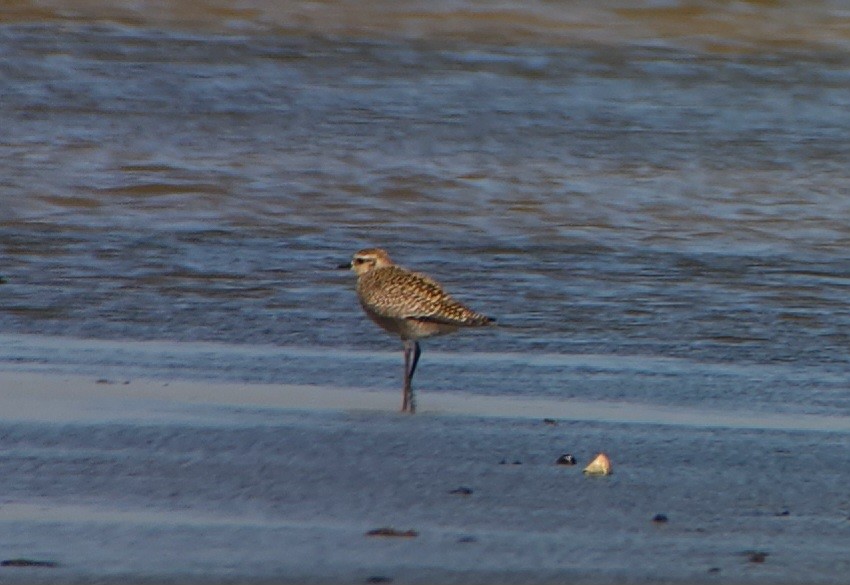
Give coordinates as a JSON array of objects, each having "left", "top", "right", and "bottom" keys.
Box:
[{"left": 583, "top": 452, "right": 612, "bottom": 475}]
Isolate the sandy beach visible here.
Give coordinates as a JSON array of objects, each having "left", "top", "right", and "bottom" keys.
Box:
[{"left": 2, "top": 346, "right": 850, "bottom": 585}]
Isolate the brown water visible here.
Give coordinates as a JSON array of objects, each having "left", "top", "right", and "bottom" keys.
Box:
[{"left": 3, "top": 0, "right": 850, "bottom": 414}]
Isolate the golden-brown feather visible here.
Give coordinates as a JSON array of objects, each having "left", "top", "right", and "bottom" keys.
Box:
[{"left": 348, "top": 248, "right": 493, "bottom": 340}]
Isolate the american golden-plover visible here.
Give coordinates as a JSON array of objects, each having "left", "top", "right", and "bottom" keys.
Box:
[{"left": 341, "top": 248, "right": 494, "bottom": 413}]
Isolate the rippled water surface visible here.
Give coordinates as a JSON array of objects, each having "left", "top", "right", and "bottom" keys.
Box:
[{"left": 3, "top": 1, "right": 850, "bottom": 413}]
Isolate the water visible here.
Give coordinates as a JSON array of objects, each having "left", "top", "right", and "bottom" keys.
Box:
[{"left": 3, "top": 1, "right": 850, "bottom": 414}]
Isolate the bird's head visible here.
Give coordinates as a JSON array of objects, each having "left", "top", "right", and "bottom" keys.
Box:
[{"left": 340, "top": 248, "right": 394, "bottom": 276}]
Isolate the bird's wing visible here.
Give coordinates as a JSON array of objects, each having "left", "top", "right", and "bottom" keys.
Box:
[
  {"left": 360, "top": 266, "right": 492, "bottom": 326},
  {"left": 401, "top": 273, "right": 492, "bottom": 326}
]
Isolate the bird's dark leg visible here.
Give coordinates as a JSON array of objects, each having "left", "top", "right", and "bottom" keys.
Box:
[
  {"left": 402, "top": 341, "right": 411, "bottom": 412},
  {"left": 401, "top": 340, "right": 421, "bottom": 413},
  {"left": 409, "top": 341, "right": 421, "bottom": 413}
]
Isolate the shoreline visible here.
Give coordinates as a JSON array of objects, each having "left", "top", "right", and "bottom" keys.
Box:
[
  {"left": 2, "top": 369, "right": 849, "bottom": 434},
  {"left": 1, "top": 342, "right": 850, "bottom": 584}
]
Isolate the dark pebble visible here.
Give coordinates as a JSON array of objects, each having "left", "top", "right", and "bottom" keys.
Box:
[
  {"left": 457, "top": 536, "right": 477, "bottom": 543},
  {"left": 449, "top": 487, "right": 473, "bottom": 496},
  {"left": 555, "top": 454, "right": 577, "bottom": 465},
  {"left": 652, "top": 514, "right": 669, "bottom": 523},
  {"left": 707, "top": 567, "right": 721, "bottom": 574},
  {"left": 366, "top": 577, "right": 393, "bottom": 584},
  {"left": 1, "top": 559, "right": 58, "bottom": 568},
  {"left": 543, "top": 418, "right": 558, "bottom": 425},
  {"left": 95, "top": 378, "right": 112, "bottom": 384},
  {"left": 366, "top": 527, "right": 418, "bottom": 538},
  {"left": 745, "top": 551, "right": 769, "bottom": 563},
  {"left": 512, "top": 460, "right": 522, "bottom": 465},
  {"left": 775, "top": 509, "right": 790, "bottom": 516}
]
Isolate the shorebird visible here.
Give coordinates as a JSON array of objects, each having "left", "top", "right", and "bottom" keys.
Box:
[{"left": 341, "top": 248, "right": 494, "bottom": 413}]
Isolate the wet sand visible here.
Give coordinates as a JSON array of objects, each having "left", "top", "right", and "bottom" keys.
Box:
[{"left": 2, "top": 367, "right": 849, "bottom": 584}]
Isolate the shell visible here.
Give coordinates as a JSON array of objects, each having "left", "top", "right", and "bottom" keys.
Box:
[{"left": 582, "top": 452, "right": 612, "bottom": 475}]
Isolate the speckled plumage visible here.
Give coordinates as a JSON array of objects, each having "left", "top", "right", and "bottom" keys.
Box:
[
  {"left": 356, "top": 263, "right": 492, "bottom": 338},
  {"left": 343, "top": 248, "right": 494, "bottom": 413}
]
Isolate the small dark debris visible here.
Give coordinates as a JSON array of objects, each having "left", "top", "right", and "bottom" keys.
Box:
[
  {"left": 555, "top": 454, "right": 577, "bottom": 466},
  {"left": 95, "top": 378, "right": 113, "bottom": 384},
  {"left": 543, "top": 418, "right": 558, "bottom": 425},
  {"left": 1, "top": 559, "right": 58, "bottom": 568},
  {"left": 707, "top": 567, "right": 721, "bottom": 574},
  {"left": 366, "top": 577, "right": 393, "bottom": 584},
  {"left": 652, "top": 513, "right": 668, "bottom": 524},
  {"left": 744, "top": 551, "right": 769, "bottom": 563},
  {"left": 449, "top": 487, "right": 473, "bottom": 496},
  {"left": 512, "top": 460, "right": 522, "bottom": 465},
  {"left": 499, "top": 459, "right": 506, "bottom": 465},
  {"left": 457, "top": 536, "right": 477, "bottom": 543},
  {"left": 0, "top": 276, "right": 7, "bottom": 284},
  {"left": 366, "top": 527, "right": 418, "bottom": 538},
  {"left": 775, "top": 509, "right": 790, "bottom": 517},
  {"left": 123, "top": 380, "right": 131, "bottom": 385}
]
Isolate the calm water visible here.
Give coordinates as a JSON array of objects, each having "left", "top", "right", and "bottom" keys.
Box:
[{"left": 3, "top": 1, "right": 850, "bottom": 414}]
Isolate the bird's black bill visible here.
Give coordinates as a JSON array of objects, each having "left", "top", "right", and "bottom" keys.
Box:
[{"left": 337, "top": 262, "right": 351, "bottom": 270}]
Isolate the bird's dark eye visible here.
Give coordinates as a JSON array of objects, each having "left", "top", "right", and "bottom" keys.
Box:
[{"left": 354, "top": 258, "right": 365, "bottom": 264}]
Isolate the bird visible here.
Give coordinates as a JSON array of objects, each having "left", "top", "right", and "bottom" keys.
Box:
[{"left": 341, "top": 248, "right": 494, "bottom": 413}]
